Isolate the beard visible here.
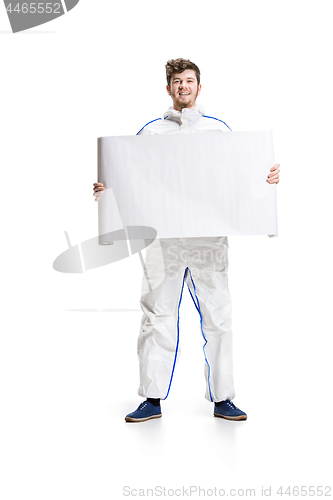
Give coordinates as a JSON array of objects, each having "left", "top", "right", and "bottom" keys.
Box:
[{"left": 177, "top": 91, "right": 198, "bottom": 109}]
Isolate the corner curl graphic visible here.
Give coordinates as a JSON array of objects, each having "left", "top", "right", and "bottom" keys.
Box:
[{"left": 3, "top": 1, "right": 80, "bottom": 33}]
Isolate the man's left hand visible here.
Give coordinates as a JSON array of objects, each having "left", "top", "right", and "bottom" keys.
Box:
[{"left": 266, "top": 163, "right": 280, "bottom": 184}]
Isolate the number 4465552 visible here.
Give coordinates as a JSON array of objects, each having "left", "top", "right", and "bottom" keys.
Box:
[{"left": 6, "top": 3, "right": 61, "bottom": 14}]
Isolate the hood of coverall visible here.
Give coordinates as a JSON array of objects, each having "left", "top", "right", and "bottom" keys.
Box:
[{"left": 163, "top": 104, "right": 205, "bottom": 127}]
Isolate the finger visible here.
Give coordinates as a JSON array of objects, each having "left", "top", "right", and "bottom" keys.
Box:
[
  {"left": 93, "top": 190, "right": 104, "bottom": 198},
  {"left": 266, "top": 177, "right": 278, "bottom": 183},
  {"left": 93, "top": 182, "right": 104, "bottom": 186},
  {"left": 266, "top": 176, "right": 279, "bottom": 183},
  {"left": 268, "top": 169, "right": 280, "bottom": 177},
  {"left": 270, "top": 163, "right": 280, "bottom": 171},
  {"left": 267, "top": 174, "right": 279, "bottom": 181}
]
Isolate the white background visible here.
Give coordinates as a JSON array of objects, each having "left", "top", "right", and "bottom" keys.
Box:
[{"left": 1, "top": 1, "right": 332, "bottom": 498}]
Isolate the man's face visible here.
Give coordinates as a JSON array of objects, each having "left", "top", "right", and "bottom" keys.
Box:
[{"left": 166, "top": 69, "right": 201, "bottom": 111}]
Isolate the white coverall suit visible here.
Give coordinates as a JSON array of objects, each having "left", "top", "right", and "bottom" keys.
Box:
[{"left": 137, "top": 105, "right": 235, "bottom": 403}]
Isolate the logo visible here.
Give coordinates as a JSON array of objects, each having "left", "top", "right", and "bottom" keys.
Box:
[
  {"left": 53, "top": 227, "right": 157, "bottom": 274},
  {"left": 3, "top": 0, "right": 80, "bottom": 33}
]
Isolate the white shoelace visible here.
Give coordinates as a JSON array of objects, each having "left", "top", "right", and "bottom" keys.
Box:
[{"left": 226, "top": 400, "right": 239, "bottom": 410}]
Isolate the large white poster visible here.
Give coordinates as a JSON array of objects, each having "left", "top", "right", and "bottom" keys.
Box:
[{"left": 98, "top": 130, "right": 278, "bottom": 240}]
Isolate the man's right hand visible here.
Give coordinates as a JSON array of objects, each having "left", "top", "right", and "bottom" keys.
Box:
[{"left": 93, "top": 182, "right": 105, "bottom": 201}]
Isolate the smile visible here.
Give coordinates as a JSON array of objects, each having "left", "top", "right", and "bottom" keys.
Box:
[{"left": 179, "top": 92, "right": 190, "bottom": 95}]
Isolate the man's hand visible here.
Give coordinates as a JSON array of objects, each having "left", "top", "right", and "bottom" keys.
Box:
[
  {"left": 93, "top": 182, "right": 105, "bottom": 201},
  {"left": 266, "top": 163, "right": 280, "bottom": 184}
]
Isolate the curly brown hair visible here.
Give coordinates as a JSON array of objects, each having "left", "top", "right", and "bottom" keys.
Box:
[{"left": 165, "top": 58, "right": 201, "bottom": 88}]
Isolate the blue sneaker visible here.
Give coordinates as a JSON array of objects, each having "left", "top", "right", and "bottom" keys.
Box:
[
  {"left": 125, "top": 401, "right": 162, "bottom": 422},
  {"left": 214, "top": 400, "right": 247, "bottom": 421}
]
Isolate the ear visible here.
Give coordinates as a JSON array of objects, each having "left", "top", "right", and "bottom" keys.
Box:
[
  {"left": 166, "top": 84, "right": 171, "bottom": 96},
  {"left": 197, "top": 84, "right": 202, "bottom": 95}
]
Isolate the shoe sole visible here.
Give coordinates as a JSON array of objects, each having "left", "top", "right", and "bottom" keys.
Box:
[
  {"left": 125, "top": 414, "right": 162, "bottom": 423},
  {"left": 214, "top": 412, "right": 247, "bottom": 421}
]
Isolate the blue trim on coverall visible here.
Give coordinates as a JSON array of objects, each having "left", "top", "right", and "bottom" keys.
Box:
[
  {"left": 163, "top": 267, "right": 214, "bottom": 402},
  {"left": 136, "top": 118, "right": 162, "bottom": 135},
  {"left": 202, "top": 115, "right": 232, "bottom": 131},
  {"left": 163, "top": 267, "right": 187, "bottom": 399},
  {"left": 187, "top": 269, "right": 214, "bottom": 402}
]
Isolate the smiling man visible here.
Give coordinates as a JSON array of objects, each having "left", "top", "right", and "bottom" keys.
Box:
[
  {"left": 168, "top": 68, "right": 201, "bottom": 109},
  {"left": 93, "top": 58, "right": 280, "bottom": 422}
]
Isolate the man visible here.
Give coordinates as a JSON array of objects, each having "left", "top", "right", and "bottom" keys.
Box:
[{"left": 93, "top": 58, "right": 280, "bottom": 422}]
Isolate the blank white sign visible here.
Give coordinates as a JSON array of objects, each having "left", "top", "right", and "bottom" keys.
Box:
[{"left": 98, "top": 130, "right": 278, "bottom": 239}]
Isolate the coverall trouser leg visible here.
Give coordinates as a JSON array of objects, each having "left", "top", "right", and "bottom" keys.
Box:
[{"left": 137, "top": 237, "right": 235, "bottom": 402}]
